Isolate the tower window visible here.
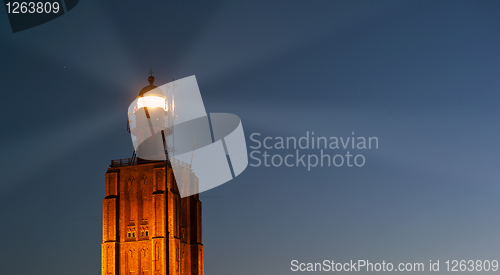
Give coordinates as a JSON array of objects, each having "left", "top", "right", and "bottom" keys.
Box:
[
  {"left": 132, "top": 232, "right": 135, "bottom": 238},
  {"left": 127, "top": 232, "right": 131, "bottom": 238},
  {"left": 145, "top": 230, "right": 149, "bottom": 236}
]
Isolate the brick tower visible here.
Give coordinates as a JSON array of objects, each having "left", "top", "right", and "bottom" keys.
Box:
[{"left": 102, "top": 75, "right": 203, "bottom": 275}]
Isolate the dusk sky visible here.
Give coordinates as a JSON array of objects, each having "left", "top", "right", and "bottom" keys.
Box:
[{"left": 1, "top": 1, "right": 500, "bottom": 274}]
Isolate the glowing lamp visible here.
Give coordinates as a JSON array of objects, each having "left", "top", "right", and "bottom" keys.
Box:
[
  {"left": 127, "top": 74, "right": 173, "bottom": 134},
  {"left": 136, "top": 96, "right": 167, "bottom": 111}
]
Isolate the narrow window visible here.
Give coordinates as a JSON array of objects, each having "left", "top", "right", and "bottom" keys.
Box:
[
  {"left": 127, "top": 232, "right": 131, "bottom": 238},
  {"left": 145, "top": 230, "right": 149, "bottom": 236}
]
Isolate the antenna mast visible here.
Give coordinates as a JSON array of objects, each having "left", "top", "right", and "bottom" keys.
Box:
[{"left": 190, "top": 138, "right": 197, "bottom": 166}]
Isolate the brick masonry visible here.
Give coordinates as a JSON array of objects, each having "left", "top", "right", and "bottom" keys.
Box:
[{"left": 102, "top": 161, "right": 203, "bottom": 275}]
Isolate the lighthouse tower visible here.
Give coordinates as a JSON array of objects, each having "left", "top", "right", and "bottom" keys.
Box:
[{"left": 102, "top": 75, "right": 204, "bottom": 275}]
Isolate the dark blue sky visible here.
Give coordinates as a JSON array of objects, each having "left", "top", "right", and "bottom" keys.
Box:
[{"left": 1, "top": 1, "right": 500, "bottom": 274}]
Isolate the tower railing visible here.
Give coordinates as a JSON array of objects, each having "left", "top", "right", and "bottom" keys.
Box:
[{"left": 110, "top": 157, "right": 192, "bottom": 170}]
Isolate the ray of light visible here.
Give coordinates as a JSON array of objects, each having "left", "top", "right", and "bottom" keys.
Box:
[
  {"left": 178, "top": 0, "right": 415, "bottom": 82},
  {"left": 0, "top": 107, "right": 122, "bottom": 192},
  {"left": 0, "top": 1, "right": 140, "bottom": 91}
]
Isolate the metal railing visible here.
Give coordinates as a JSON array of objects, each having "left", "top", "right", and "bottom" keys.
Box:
[
  {"left": 110, "top": 158, "right": 136, "bottom": 167},
  {"left": 110, "top": 157, "right": 192, "bottom": 170},
  {"left": 170, "top": 158, "right": 192, "bottom": 169}
]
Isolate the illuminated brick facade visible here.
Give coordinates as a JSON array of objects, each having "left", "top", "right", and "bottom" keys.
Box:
[{"left": 102, "top": 161, "right": 203, "bottom": 275}]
